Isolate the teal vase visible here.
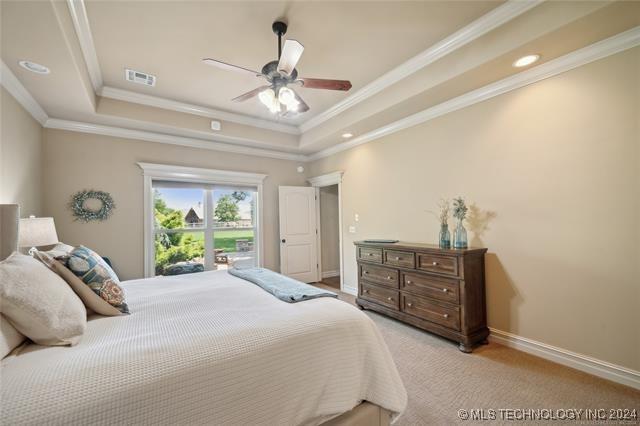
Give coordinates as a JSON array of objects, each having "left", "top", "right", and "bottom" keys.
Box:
[
  {"left": 439, "top": 223, "right": 451, "bottom": 248},
  {"left": 453, "top": 219, "right": 468, "bottom": 249}
]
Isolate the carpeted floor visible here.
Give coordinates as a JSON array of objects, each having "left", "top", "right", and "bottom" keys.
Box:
[{"left": 313, "top": 284, "right": 640, "bottom": 425}]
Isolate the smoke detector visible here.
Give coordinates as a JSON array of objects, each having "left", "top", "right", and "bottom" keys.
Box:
[{"left": 125, "top": 68, "right": 156, "bottom": 86}]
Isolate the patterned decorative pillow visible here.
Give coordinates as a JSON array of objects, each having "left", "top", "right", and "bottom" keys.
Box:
[
  {"left": 65, "top": 246, "right": 129, "bottom": 314},
  {"left": 33, "top": 251, "right": 122, "bottom": 317}
]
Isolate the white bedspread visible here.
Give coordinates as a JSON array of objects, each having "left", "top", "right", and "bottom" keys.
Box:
[{"left": 1, "top": 270, "right": 407, "bottom": 425}]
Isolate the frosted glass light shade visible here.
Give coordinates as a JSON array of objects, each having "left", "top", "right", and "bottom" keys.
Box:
[{"left": 18, "top": 217, "right": 59, "bottom": 248}]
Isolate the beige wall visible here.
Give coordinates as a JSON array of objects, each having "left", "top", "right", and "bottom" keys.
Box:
[
  {"left": 42, "top": 129, "right": 306, "bottom": 280},
  {"left": 319, "top": 184, "right": 340, "bottom": 275},
  {"left": 308, "top": 48, "right": 640, "bottom": 371},
  {"left": 0, "top": 87, "right": 43, "bottom": 217}
]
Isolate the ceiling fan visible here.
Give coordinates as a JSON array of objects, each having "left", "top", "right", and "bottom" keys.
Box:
[{"left": 203, "top": 21, "right": 352, "bottom": 115}]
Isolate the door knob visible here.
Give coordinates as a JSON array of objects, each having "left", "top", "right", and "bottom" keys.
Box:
[{"left": 281, "top": 239, "right": 286, "bottom": 243}]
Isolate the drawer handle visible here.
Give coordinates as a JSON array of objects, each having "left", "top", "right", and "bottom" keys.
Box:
[
  {"left": 363, "top": 289, "right": 369, "bottom": 293},
  {"left": 363, "top": 271, "right": 369, "bottom": 274},
  {"left": 394, "top": 256, "right": 400, "bottom": 260},
  {"left": 386, "top": 276, "right": 392, "bottom": 280},
  {"left": 407, "top": 302, "right": 413, "bottom": 307},
  {"left": 368, "top": 253, "right": 373, "bottom": 256},
  {"left": 432, "top": 261, "right": 439, "bottom": 266},
  {"left": 387, "top": 297, "right": 394, "bottom": 301},
  {"left": 443, "top": 313, "right": 449, "bottom": 319},
  {"left": 406, "top": 280, "right": 412, "bottom": 284},
  {"left": 442, "top": 288, "right": 448, "bottom": 293}
]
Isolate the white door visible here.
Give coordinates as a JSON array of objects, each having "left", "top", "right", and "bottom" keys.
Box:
[{"left": 279, "top": 186, "right": 318, "bottom": 283}]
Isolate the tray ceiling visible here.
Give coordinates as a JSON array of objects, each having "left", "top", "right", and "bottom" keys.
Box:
[{"left": 86, "top": 0, "right": 501, "bottom": 124}]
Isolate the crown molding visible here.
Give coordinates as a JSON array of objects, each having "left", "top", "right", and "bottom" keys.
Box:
[
  {"left": 44, "top": 119, "right": 308, "bottom": 162},
  {"left": 0, "top": 56, "right": 306, "bottom": 161},
  {"left": 68, "top": 0, "right": 542, "bottom": 139},
  {"left": 0, "top": 60, "right": 49, "bottom": 125},
  {"left": 86, "top": 112, "right": 302, "bottom": 153},
  {"left": 298, "top": 0, "right": 543, "bottom": 133},
  {"left": 67, "top": 0, "right": 300, "bottom": 136},
  {"left": 5, "top": 26, "right": 638, "bottom": 164},
  {"left": 490, "top": 328, "right": 640, "bottom": 390},
  {"left": 137, "top": 162, "right": 267, "bottom": 185},
  {"left": 66, "top": 0, "right": 103, "bottom": 91},
  {"left": 99, "top": 86, "right": 301, "bottom": 135},
  {"left": 308, "top": 26, "right": 640, "bottom": 161},
  {"left": 307, "top": 171, "right": 344, "bottom": 187}
]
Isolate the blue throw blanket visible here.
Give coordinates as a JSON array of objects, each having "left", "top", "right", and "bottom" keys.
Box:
[{"left": 228, "top": 267, "right": 337, "bottom": 303}]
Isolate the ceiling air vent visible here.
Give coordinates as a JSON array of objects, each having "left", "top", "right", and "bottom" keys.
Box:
[{"left": 125, "top": 68, "right": 156, "bottom": 87}]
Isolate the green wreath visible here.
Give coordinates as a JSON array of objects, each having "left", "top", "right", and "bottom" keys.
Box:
[{"left": 70, "top": 190, "right": 115, "bottom": 222}]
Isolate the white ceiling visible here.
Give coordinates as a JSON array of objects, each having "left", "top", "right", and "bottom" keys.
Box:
[
  {"left": 86, "top": 0, "right": 501, "bottom": 124},
  {"left": 1, "top": 0, "right": 638, "bottom": 160}
]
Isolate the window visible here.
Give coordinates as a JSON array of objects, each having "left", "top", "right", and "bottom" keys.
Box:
[{"left": 139, "top": 163, "right": 266, "bottom": 278}]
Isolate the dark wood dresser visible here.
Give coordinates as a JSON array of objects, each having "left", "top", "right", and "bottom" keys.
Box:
[{"left": 355, "top": 241, "right": 489, "bottom": 353}]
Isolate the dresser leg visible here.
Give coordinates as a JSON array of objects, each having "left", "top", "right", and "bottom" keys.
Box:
[
  {"left": 458, "top": 343, "right": 473, "bottom": 353},
  {"left": 480, "top": 339, "right": 489, "bottom": 345}
]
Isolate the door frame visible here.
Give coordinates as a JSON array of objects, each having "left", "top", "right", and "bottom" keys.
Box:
[{"left": 308, "top": 171, "right": 350, "bottom": 294}]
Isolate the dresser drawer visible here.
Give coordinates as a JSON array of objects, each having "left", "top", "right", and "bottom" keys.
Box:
[
  {"left": 359, "top": 264, "right": 398, "bottom": 288},
  {"left": 402, "top": 272, "right": 459, "bottom": 304},
  {"left": 417, "top": 253, "right": 458, "bottom": 276},
  {"left": 384, "top": 249, "right": 415, "bottom": 269},
  {"left": 360, "top": 281, "right": 400, "bottom": 310},
  {"left": 401, "top": 294, "right": 460, "bottom": 330},
  {"left": 358, "top": 246, "right": 383, "bottom": 263}
]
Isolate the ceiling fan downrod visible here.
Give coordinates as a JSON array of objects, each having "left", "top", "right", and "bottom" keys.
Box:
[{"left": 272, "top": 21, "right": 287, "bottom": 59}]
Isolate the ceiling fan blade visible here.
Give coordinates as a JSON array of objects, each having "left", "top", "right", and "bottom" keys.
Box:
[
  {"left": 277, "top": 39, "right": 304, "bottom": 76},
  {"left": 202, "top": 58, "right": 261, "bottom": 78},
  {"left": 232, "top": 85, "right": 271, "bottom": 102},
  {"left": 292, "top": 89, "right": 310, "bottom": 112},
  {"left": 297, "top": 78, "right": 352, "bottom": 91}
]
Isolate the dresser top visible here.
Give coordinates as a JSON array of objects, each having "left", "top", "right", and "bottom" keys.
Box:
[{"left": 354, "top": 240, "right": 487, "bottom": 255}]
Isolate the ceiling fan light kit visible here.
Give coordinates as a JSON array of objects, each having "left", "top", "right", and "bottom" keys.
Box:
[{"left": 203, "top": 20, "right": 352, "bottom": 116}]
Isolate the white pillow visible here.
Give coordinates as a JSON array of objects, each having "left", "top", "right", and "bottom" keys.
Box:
[
  {"left": 0, "top": 314, "right": 25, "bottom": 358},
  {"left": 40, "top": 242, "right": 75, "bottom": 259},
  {"left": 0, "top": 253, "right": 86, "bottom": 346},
  {"left": 33, "top": 251, "right": 122, "bottom": 317}
]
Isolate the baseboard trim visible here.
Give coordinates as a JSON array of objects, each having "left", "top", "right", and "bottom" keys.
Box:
[
  {"left": 342, "top": 286, "right": 357, "bottom": 296},
  {"left": 322, "top": 270, "right": 340, "bottom": 279},
  {"left": 489, "top": 328, "right": 640, "bottom": 390}
]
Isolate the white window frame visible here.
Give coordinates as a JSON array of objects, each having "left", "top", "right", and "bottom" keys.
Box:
[{"left": 138, "top": 162, "right": 267, "bottom": 278}]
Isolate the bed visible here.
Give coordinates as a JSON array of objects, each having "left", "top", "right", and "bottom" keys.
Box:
[{"left": 1, "top": 269, "right": 407, "bottom": 425}]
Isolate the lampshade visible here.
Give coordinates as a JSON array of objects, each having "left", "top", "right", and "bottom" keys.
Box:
[
  {"left": 18, "top": 217, "right": 59, "bottom": 248},
  {"left": 0, "top": 204, "right": 20, "bottom": 260}
]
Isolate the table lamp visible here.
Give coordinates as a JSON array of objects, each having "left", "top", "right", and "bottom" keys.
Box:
[
  {"left": 18, "top": 217, "right": 59, "bottom": 254},
  {"left": 0, "top": 204, "right": 20, "bottom": 261}
]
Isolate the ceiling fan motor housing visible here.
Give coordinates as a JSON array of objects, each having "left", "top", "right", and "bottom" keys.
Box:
[{"left": 262, "top": 60, "right": 298, "bottom": 86}]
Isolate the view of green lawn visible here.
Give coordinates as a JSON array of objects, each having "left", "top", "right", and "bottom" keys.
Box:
[
  {"left": 192, "top": 230, "right": 254, "bottom": 252},
  {"left": 153, "top": 189, "right": 255, "bottom": 274}
]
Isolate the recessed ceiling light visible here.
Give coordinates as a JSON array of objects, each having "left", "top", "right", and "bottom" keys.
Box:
[
  {"left": 342, "top": 132, "right": 353, "bottom": 139},
  {"left": 513, "top": 54, "right": 540, "bottom": 68},
  {"left": 18, "top": 60, "right": 50, "bottom": 74}
]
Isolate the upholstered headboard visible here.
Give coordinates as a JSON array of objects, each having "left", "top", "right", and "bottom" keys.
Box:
[{"left": 0, "top": 204, "right": 19, "bottom": 261}]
